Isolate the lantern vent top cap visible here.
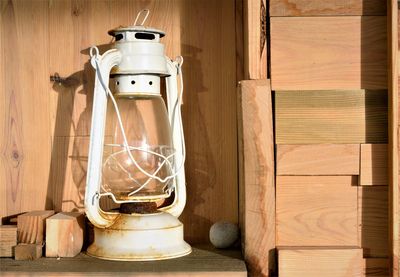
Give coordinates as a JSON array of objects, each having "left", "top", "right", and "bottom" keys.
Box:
[{"left": 108, "top": 9, "right": 165, "bottom": 39}]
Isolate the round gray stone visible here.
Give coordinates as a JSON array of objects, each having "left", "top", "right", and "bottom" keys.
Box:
[{"left": 209, "top": 221, "right": 239, "bottom": 249}]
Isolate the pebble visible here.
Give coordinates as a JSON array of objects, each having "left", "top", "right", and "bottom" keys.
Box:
[{"left": 209, "top": 221, "right": 239, "bottom": 249}]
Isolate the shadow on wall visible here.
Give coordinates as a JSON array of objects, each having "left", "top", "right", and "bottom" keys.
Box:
[
  {"left": 179, "top": 42, "right": 215, "bottom": 243},
  {"left": 360, "top": 2, "right": 389, "bottom": 263},
  {"left": 46, "top": 44, "right": 114, "bottom": 213}
]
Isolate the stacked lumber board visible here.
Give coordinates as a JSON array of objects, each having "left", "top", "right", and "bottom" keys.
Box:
[{"left": 269, "top": 1, "right": 391, "bottom": 276}]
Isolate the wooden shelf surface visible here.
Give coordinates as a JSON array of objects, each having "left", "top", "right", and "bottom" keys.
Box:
[{"left": 0, "top": 246, "right": 247, "bottom": 276}]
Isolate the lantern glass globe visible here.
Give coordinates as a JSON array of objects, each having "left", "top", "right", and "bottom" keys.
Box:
[{"left": 102, "top": 94, "right": 174, "bottom": 201}]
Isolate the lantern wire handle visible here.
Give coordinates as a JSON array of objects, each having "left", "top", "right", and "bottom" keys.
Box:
[
  {"left": 90, "top": 52, "right": 186, "bottom": 196},
  {"left": 133, "top": 9, "right": 150, "bottom": 26}
]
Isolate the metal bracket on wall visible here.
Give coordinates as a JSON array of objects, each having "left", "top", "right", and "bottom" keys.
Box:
[{"left": 50, "top": 73, "right": 80, "bottom": 87}]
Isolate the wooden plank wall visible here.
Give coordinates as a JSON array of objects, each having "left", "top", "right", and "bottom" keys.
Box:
[{"left": 0, "top": 0, "right": 240, "bottom": 243}]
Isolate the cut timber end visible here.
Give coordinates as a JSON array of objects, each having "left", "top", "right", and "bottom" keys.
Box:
[
  {"left": 14, "top": 243, "right": 43, "bottom": 261},
  {"left": 278, "top": 247, "right": 363, "bottom": 277},
  {"left": 0, "top": 225, "right": 17, "bottom": 257},
  {"left": 17, "top": 210, "right": 55, "bottom": 244},
  {"left": 46, "top": 212, "right": 85, "bottom": 257}
]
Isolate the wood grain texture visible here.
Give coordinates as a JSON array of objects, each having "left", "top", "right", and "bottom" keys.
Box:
[
  {"left": 0, "top": 246, "right": 247, "bottom": 276},
  {"left": 275, "top": 90, "right": 388, "bottom": 144},
  {"left": 270, "top": 16, "right": 387, "bottom": 90},
  {"left": 359, "top": 186, "right": 389, "bottom": 258},
  {"left": 270, "top": 0, "right": 386, "bottom": 16},
  {"left": 0, "top": 0, "right": 239, "bottom": 243},
  {"left": 276, "top": 176, "right": 358, "bottom": 246},
  {"left": 0, "top": 225, "right": 17, "bottom": 257},
  {"left": 360, "top": 144, "right": 388, "bottom": 186},
  {"left": 243, "top": 0, "right": 267, "bottom": 79},
  {"left": 277, "top": 144, "right": 360, "bottom": 175},
  {"left": 238, "top": 80, "right": 275, "bottom": 277},
  {"left": 17, "top": 210, "right": 54, "bottom": 244},
  {"left": 364, "top": 258, "right": 390, "bottom": 277},
  {"left": 14, "top": 243, "right": 42, "bottom": 261},
  {"left": 0, "top": 0, "right": 53, "bottom": 220},
  {"left": 387, "top": 0, "right": 399, "bottom": 276},
  {"left": 278, "top": 247, "right": 363, "bottom": 277},
  {"left": 45, "top": 212, "right": 84, "bottom": 257}
]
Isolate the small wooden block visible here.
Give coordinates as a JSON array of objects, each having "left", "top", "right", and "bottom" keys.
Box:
[
  {"left": 278, "top": 247, "right": 363, "bottom": 277},
  {"left": 14, "top": 243, "right": 43, "bottom": 261},
  {"left": 0, "top": 225, "right": 17, "bottom": 257},
  {"left": 46, "top": 212, "right": 85, "bottom": 257},
  {"left": 17, "top": 210, "right": 55, "bottom": 244},
  {"left": 277, "top": 144, "right": 360, "bottom": 175},
  {"left": 276, "top": 176, "right": 358, "bottom": 246},
  {"left": 360, "top": 144, "right": 388, "bottom": 186},
  {"left": 358, "top": 186, "right": 389, "bottom": 257},
  {"left": 363, "top": 258, "right": 389, "bottom": 276}
]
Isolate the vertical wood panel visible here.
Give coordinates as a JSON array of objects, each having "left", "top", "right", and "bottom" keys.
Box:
[
  {"left": 179, "top": 0, "right": 238, "bottom": 243},
  {"left": 238, "top": 80, "right": 275, "bottom": 276},
  {"left": 0, "top": 0, "right": 52, "bottom": 218},
  {"left": 387, "top": 0, "right": 399, "bottom": 275}
]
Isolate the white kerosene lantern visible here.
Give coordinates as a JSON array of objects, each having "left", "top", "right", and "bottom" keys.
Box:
[{"left": 84, "top": 10, "right": 191, "bottom": 261}]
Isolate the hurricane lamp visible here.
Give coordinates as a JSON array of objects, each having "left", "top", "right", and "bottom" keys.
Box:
[{"left": 84, "top": 10, "right": 191, "bottom": 261}]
